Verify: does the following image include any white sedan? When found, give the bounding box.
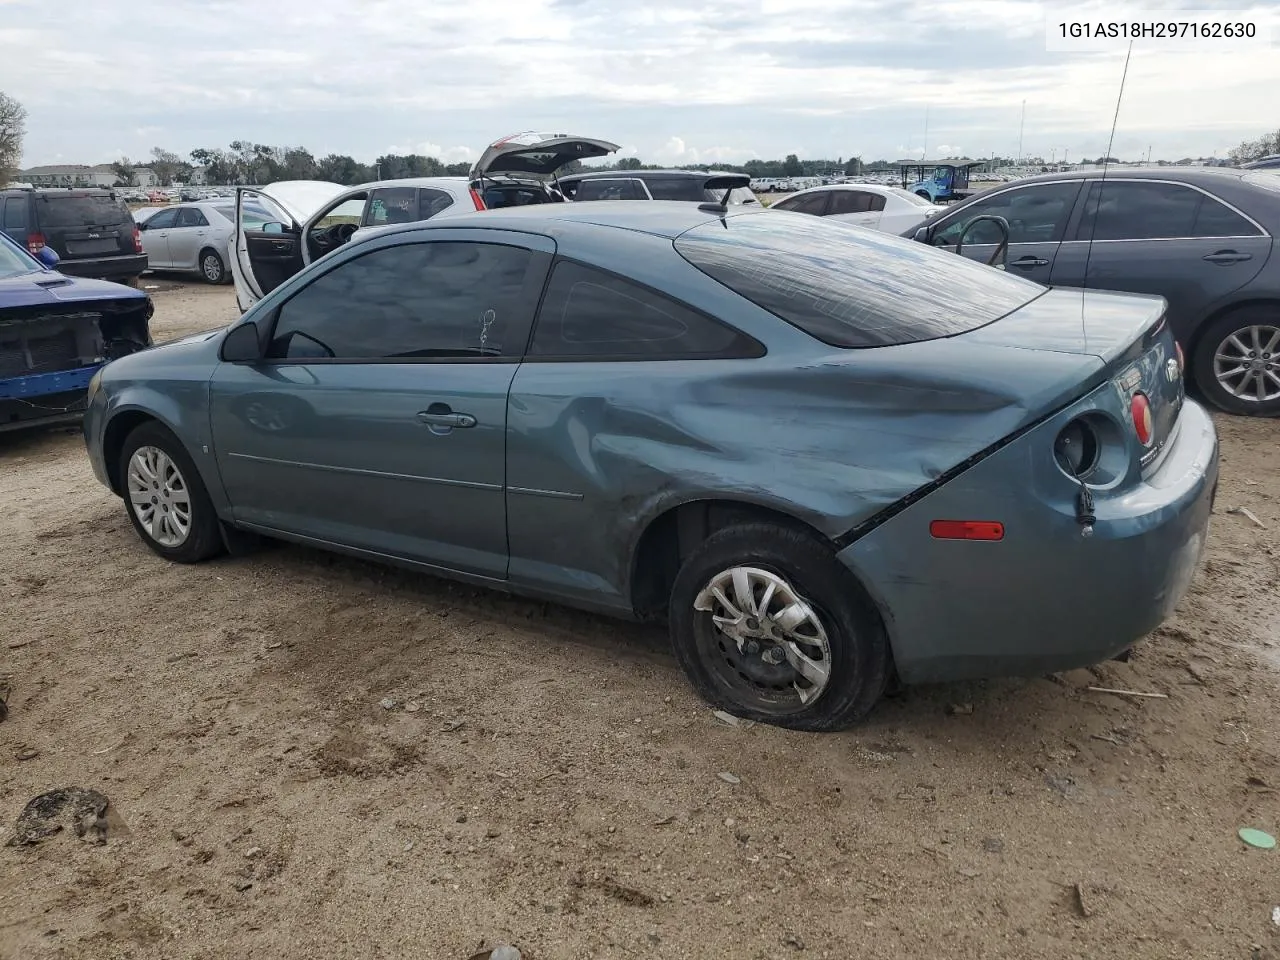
[769,184,946,234]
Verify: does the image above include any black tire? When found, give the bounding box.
[668,522,891,731]
[1191,305,1280,417]
[118,421,224,563]
[199,248,227,284]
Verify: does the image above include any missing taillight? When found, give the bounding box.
[1053,418,1100,480]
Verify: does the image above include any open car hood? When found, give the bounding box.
[469,132,620,179]
[249,180,347,226]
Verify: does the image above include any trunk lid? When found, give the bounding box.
[965,286,1182,467]
[469,132,620,180]
[35,192,136,260]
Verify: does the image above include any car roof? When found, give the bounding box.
[372,199,751,240]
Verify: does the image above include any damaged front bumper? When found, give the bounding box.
[0,299,152,432]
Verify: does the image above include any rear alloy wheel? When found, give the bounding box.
[668,522,891,731]
[120,422,224,563]
[1193,307,1280,416]
[200,249,227,284]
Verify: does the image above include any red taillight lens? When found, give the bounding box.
[27,233,45,254]
[469,187,486,211]
[929,520,1004,541]
[1131,392,1153,446]
[133,225,143,253]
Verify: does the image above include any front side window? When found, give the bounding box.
[419,188,455,220]
[828,191,884,215]
[266,242,535,361]
[146,208,180,230]
[527,260,760,360]
[933,182,1082,246]
[313,196,367,230]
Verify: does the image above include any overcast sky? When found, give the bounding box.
[3,0,1277,168]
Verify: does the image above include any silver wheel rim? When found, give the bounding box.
[1214,324,1280,403]
[127,445,192,547]
[693,566,832,706]
[202,254,221,282]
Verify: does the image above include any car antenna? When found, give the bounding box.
[1081,38,1135,360]
[1073,38,1134,539]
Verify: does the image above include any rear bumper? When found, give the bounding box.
[838,398,1219,684]
[54,254,148,281]
[0,367,98,431]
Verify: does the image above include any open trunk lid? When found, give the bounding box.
[35,193,137,261]
[469,132,620,179]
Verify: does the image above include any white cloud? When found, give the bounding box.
[2,0,1277,166]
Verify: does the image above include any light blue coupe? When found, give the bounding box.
[83,202,1218,730]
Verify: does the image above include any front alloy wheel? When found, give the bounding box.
[127,446,191,546]
[118,421,224,563]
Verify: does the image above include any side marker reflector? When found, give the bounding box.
[930,520,1004,541]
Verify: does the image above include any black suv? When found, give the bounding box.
[556,170,759,205]
[0,188,147,285]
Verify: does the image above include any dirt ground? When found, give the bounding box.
[2,278,1279,960]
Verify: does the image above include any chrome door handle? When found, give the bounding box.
[1010,257,1049,268]
[417,411,476,429]
[1202,251,1251,264]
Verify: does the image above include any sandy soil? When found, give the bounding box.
[2,280,1279,960]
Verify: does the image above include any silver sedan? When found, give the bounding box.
[135,201,234,284]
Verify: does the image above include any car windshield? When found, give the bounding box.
[0,235,39,279]
[675,213,1044,348]
[891,188,935,207]
[36,194,132,227]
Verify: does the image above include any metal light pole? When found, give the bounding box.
[1017,100,1026,165]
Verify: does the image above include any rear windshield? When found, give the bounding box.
[36,194,132,228]
[674,213,1044,348]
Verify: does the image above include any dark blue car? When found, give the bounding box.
[0,232,152,433]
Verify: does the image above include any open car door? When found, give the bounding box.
[230,180,346,312]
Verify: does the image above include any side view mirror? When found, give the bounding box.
[261,221,286,235]
[221,320,263,363]
[136,220,148,231]
[912,225,930,243]
[35,245,60,268]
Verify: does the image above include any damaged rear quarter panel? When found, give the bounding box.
[504,229,1108,611]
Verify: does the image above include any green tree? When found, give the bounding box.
[617,156,643,170]
[782,153,802,177]
[149,147,189,185]
[0,91,26,185]
[111,158,138,186]
[1228,128,1280,163]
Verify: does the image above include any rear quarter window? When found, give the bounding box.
[674,213,1044,348]
[36,194,132,228]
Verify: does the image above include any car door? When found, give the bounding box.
[1,197,28,246]
[233,189,303,308]
[1048,179,1272,342]
[208,229,553,579]
[825,190,883,228]
[771,192,832,216]
[167,206,211,270]
[923,180,1084,283]
[138,207,180,268]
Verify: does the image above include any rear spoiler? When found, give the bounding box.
[699,173,752,212]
